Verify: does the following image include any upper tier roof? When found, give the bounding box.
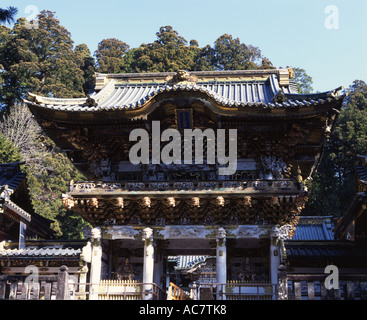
[24,69,344,114]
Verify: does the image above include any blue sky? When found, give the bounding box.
[4,0,367,92]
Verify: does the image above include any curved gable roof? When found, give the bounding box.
[24,69,345,116]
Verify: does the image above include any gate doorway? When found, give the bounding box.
[167,255,216,300]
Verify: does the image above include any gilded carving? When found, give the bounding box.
[67,193,307,227]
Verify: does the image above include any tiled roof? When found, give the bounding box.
[356,165,367,184]
[286,245,350,258]
[0,242,86,258]
[0,163,55,237]
[3,199,31,221]
[0,163,26,197]
[0,163,33,222]
[175,255,211,270]
[286,243,367,262]
[291,216,335,241]
[0,246,81,257]
[24,70,344,113]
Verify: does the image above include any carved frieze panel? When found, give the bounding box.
[104,226,140,240]
[67,193,306,228]
[158,226,211,239]
[232,225,269,239]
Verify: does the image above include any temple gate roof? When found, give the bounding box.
[24,69,344,119]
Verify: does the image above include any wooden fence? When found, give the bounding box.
[0,265,70,300]
[0,267,165,300]
[226,281,276,300]
[97,280,165,300]
[278,270,367,300]
[186,282,277,300]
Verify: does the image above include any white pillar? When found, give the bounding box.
[89,227,102,300]
[216,227,227,300]
[270,225,290,300]
[270,237,281,287]
[142,227,154,300]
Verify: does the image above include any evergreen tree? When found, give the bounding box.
[75,43,96,94]
[212,34,261,70]
[0,10,93,239]
[0,10,85,107]
[127,26,198,73]
[303,80,367,217]
[0,6,17,25]
[109,26,273,73]
[293,67,314,94]
[94,38,129,73]
[0,134,22,163]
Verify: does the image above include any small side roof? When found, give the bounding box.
[0,162,55,238]
[0,240,87,259]
[291,216,335,241]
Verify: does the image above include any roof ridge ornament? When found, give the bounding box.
[83,95,98,107]
[27,92,42,104]
[327,85,344,97]
[288,67,295,79]
[273,90,287,103]
[166,70,198,85]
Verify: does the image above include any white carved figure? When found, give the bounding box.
[217,227,226,239]
[167,197,175,207]
[142,227,153,241]
[271,224,292,241]
[91,227,101,240]
[260,156,289,179]
[216,196,225,206]
[192,197,200,207]
[90,198,98,208]
[244,196,252,207]
[116,197,124,208]
[142,197,151,207]
[62,195,75,209]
